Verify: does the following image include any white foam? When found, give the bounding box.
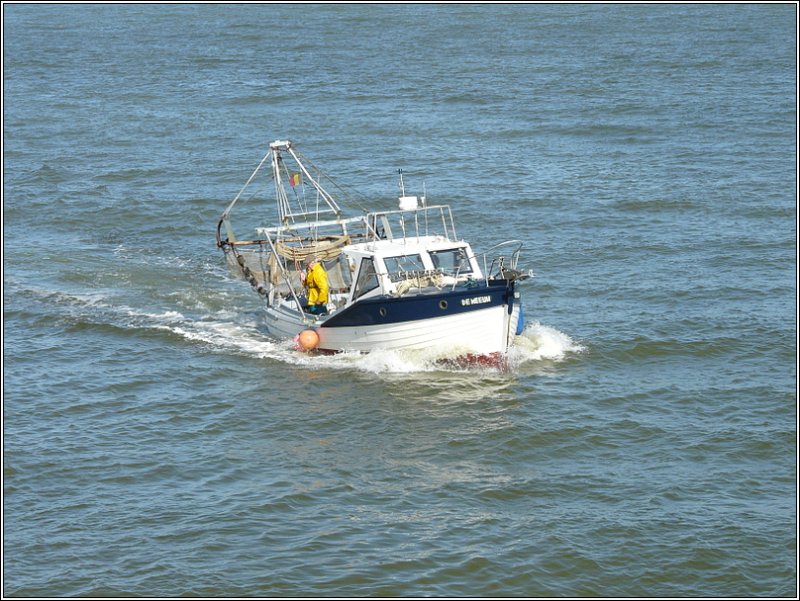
[308,345,469,374]
[262,324,582,374]
[508,320,585,365]
[130,304,584,375]
[152,317,283,360]
[126,308,185,322]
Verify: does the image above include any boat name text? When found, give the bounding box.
[461,295,491,306]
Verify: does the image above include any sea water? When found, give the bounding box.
[3,4,796,596]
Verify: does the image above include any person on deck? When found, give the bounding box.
[303,256,329,315]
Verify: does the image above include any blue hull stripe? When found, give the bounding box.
[322,281,515,328]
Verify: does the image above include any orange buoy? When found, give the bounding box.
[297,329,320,351]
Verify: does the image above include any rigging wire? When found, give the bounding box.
[294,150,373,215]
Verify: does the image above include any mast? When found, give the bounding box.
[269,140,342,225]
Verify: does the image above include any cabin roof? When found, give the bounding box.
[343,236,469,259]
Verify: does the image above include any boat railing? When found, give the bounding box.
[473,240,525,283]
[364,205,457,243]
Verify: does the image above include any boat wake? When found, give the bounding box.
[6,278,583,376]
[158,310,584,375]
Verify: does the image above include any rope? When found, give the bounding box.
[274,235,351,262]
[395,272,445,296]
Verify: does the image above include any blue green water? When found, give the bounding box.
[3,4,797,597]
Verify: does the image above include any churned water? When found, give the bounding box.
[3,4,797,597]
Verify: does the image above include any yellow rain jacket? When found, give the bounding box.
[305,262,329,305]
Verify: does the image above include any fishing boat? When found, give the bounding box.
[216,140,531,363]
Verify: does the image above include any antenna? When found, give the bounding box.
[398,168,406,197]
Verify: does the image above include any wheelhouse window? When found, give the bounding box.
[353,257,380,298]
[429,248,473,275]
[383,254,425,282]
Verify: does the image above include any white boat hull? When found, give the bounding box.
[320,305,513,354]
[264,292,522,356]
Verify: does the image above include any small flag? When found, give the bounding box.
[290,173,301,187]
